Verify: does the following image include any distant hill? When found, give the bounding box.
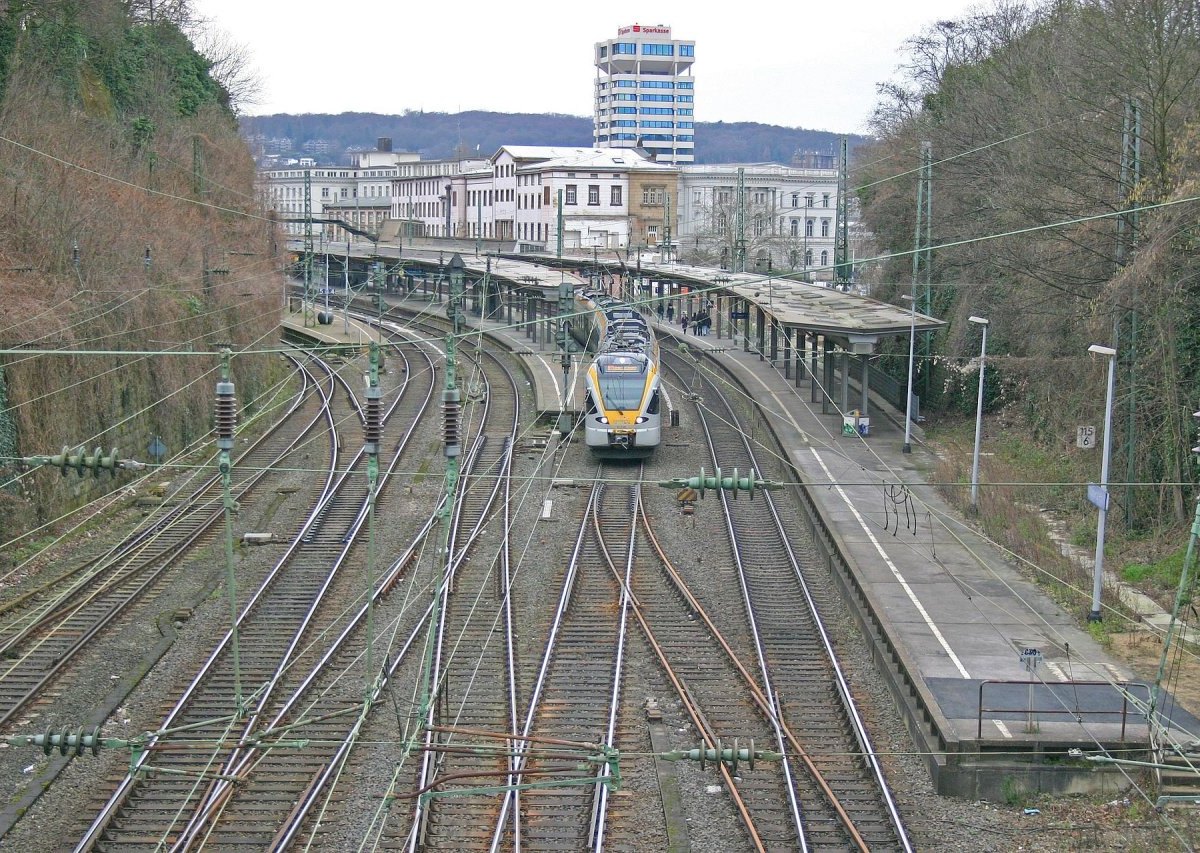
[239,111,867,166]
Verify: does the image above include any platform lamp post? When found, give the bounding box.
[1088,343,1118,622]
[968,316,989,513]
[901,293,917,453]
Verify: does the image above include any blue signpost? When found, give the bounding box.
[147,436,167,466]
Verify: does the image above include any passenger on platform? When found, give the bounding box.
[702,315,712,335]
[656,302,664,319]
[666,305,675,322]
[681,315,689,334]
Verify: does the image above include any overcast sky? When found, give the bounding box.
[190,1,984,135]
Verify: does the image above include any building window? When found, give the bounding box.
[693,190,702,204]
[717,214,727,231]
[790,219,799,237]
[613,42,637,54]
[791,193,799,207]
[642,186,665,205]
[615,79,637,88]
[754,215,764,237]
[677,80,694,89]
[600,46,608,58]
[611,185,622,205]
[822,193,831,207]
[805,219,814,237]
[647,224,660,243]
[821,250,829,266]
[805,249,813,266]
[789,250,798,267]
[821,219,830,237]
[588,185,600,205]
[321,188,329,197]
[680,45,694,56]
[640,93,674,102]
[565,185,577,205]
[805,193,814,207]
[642,43,674,56]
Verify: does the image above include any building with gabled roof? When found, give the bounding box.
[394,145,677,252]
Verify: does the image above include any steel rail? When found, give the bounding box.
[488,475,600,852]
[0,362,316,628]
[73,352,351,851]
[587,477,639,853]
[0,355,321,651]
[757,482,914,853]
[165,338,437,850]
[401,344,522,851]
[592,501,769,852]
[690,349,909,851]
[215,336,518,851]
[0,359,329,732]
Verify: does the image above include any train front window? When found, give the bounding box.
[597,357,647,410]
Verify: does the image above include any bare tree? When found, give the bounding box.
[190,26,263,113]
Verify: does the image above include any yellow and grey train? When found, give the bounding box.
[572,290,662,457]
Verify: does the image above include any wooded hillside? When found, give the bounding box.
[0,0,282,538]
[858,0,1200,531]
[240,111,861,165]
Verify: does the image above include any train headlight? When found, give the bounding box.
[598,416,609,424]
[635,416,649,424]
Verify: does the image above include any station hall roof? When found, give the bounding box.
[546,257,944,342]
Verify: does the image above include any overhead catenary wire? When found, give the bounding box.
[4,100,1195,835]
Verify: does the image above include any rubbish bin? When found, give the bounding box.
[857,416,870,437]
[841,410,860,436]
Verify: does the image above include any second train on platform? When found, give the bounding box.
[571,290,662,458]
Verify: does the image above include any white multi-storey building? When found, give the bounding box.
[594,24,695,165]
[393,146,677,251]
[677,163,840,277]
[259,139,418,237]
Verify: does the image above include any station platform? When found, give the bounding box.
[309,290,1194,797]
[281,305,376,351]
[456,304,586,419]
[648,320,1199,799]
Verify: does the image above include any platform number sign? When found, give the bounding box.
[1076,425,1096,449]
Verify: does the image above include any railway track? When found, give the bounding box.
[73,338,435,851]
[259,328,526,850]
[479,467,641,853]
[0,356,333,731]
[665,347,911,851]
[66,316,531,852]
[400,342,522,851]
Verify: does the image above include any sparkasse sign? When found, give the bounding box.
[618,24,672,36]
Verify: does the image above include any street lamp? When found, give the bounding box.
[1087,343,1118,622]
[968,316,989,513]
[901,293,916,453]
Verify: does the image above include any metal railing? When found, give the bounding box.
[977,680,1151,741]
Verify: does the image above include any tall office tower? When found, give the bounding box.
[594,24,695,164]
